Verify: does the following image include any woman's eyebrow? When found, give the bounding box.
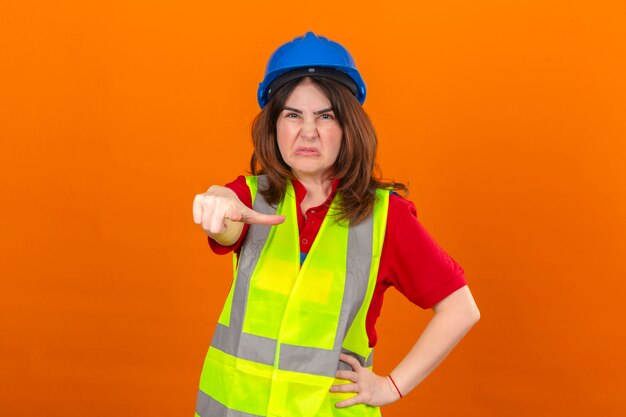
[283,106,334,115]
[314,107,334,115]
[283,106,302,114]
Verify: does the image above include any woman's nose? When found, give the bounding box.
[300,119,319,139]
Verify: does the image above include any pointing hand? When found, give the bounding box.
[193,186,285,240]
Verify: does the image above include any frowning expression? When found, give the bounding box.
[276,78,343,181]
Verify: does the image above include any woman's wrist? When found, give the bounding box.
[207,218,244,245]
[387,374,403,400]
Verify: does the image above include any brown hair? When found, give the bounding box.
[250,76,407,224]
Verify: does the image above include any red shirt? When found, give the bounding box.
[209,176,467,347]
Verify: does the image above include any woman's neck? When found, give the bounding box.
[294,174,334,213]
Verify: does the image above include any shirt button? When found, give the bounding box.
[301,238,308,245]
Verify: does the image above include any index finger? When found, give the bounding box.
[240,207,286,225]
[338,353,362,370]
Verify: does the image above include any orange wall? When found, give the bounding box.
[1,1,625,416]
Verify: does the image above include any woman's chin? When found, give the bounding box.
[290,166,333,180]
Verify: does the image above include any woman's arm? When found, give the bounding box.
[331,285,480,407]
[388,285,480,397]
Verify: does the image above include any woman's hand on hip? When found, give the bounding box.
[192,185,285,245]
[330,353,401,408]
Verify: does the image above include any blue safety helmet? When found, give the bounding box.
[257,32,366,108]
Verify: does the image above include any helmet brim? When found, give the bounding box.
[265,67,358,104]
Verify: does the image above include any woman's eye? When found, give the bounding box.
[286,113,299,118]
[320,114,335,120]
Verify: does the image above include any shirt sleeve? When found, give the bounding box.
[206,175,252,255]
[384,193,468,309]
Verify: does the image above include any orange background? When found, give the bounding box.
[1,1,625,416]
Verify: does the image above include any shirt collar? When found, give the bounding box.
[290,177,341,207]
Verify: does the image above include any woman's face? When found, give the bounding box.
[276,78,343,182]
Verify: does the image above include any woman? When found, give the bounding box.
[192,32,480,417]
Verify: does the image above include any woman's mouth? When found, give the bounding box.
[295,147,321,156]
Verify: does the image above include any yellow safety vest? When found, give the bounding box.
[196,175,390,417]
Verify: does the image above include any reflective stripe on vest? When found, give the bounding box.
[196,176,389,417]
